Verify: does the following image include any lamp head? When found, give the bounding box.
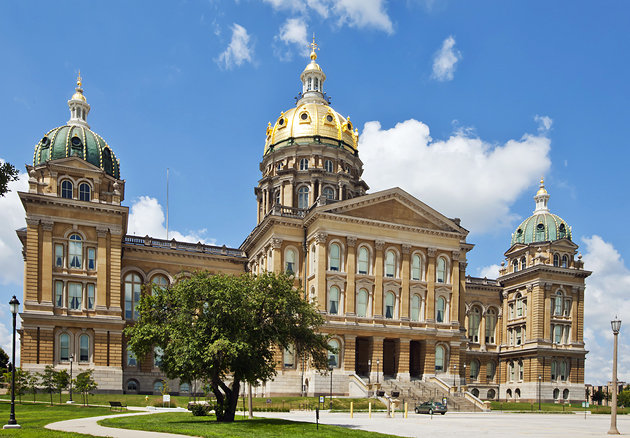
[9,295,20,315]
[611,316,622,334]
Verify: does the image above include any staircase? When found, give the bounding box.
[378,378,484,412]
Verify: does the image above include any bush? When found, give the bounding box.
[151,398,178,408]
[191,404,210,416]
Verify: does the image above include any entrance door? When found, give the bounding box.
[382,339,396,377]
[410,341,422,378]
[355,338,370,376]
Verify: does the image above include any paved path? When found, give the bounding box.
[45,409,199,438]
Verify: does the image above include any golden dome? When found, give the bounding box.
[264,102,358,155]
[536,177,548,196]
[302,61,322,73]
[71,71,86,102]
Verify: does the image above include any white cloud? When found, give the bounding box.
[0,166,28,285]
[478,264,501,279]
[217,23,253,70]
[274,17,310,61]
[127,196,215,245]
[432,36,461,81]
[359,118,551,234]
[581,235,630,384]
[535,114,553,133]
[0,303,19,366]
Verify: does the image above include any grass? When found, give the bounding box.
[100,411,399,437]
[489,401,630,414]
[0,401,116,437]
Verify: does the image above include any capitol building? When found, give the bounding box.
[16,42,590,405]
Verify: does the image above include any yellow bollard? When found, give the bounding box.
[404,402,408,419]
[392,402,395,418]
[350,401,353,418]
[369,402,372,418]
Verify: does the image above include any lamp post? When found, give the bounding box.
[453,364,457,388]
[329,357,335,410]
[608,316,621,435]
[3,295,21,430]
[68,354,74,403]
[538,375,542,411]
[463,363,467,386]
[376,359,380,384]
[368,359,371,385]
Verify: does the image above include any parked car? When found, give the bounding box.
[414,401,447,415]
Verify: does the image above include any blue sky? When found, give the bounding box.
[0,1,628,384]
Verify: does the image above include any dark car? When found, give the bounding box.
[414,401,447,415]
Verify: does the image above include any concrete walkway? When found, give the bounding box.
[45,409,200,438]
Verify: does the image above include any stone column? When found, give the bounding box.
[397,338,411,381]
[338,182,344,201]
[40,221,54,306]
[346,237,357,315]
[24,218,40,303]
[422,339,436,377]
[526,284,533,341]
[577,287,584,342]
[501,290,509,345]
[459,261,467,325]
[271,238,283,273]
[96,227,109,311]
[373,241,384,318]
[450,251,460,322]
[109,230,122,313]
[400,245,411,320]
[343,335,357,373]
[449,342,460,383]
[426,248,436,321]
[543,283,552,340]
[315,232,328,312]
[480,309,487,350]
[571,286,579,343]
[371,336,384,383]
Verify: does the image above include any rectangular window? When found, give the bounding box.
[68,283,82,310]
[563,326,570,344]
[509,303,514,319]
[55,281,63,307]
[516,327,522,345]
[87,284,95,309]
[55,244,64,267]
[87,248,96,270]
[563,300,571,317]
[127,348,137,367]
[554,325,562,344]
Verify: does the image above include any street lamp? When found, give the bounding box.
[68,354,74,403]
[538,375,542,411]
[608,316,621,435]
[328,357,336,410]
[3,295,21,430]
[376,359,380,384]
[463,363,467,386]
[367,359,371,385]
[453,364,457,388]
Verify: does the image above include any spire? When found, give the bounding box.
[67,71,91,128]
[533,177,550,214]
[309,34,318,60]
[297,35,327,106]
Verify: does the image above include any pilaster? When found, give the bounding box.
[345,237,356,315]
[450,251,460,322]
[40,221,54,306]
[426,248,436,321]
[400,245,410,320]
[96,227,108,310]
[25,218,40,303]
[271,238,283,273]
[315,232,328,311]
[373,240,384,318]
[343,335,356,372]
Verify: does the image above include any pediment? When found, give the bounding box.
[43,157,103,173]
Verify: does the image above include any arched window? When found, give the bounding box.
[124,273,142,320]
[411,295,421,321]
[437,257,447,283]
[515,388,521,399]
[411,254,422,281]
[553,388,560,400]
[486,361,496,382]
[385,292,395,319]
[535,222,545,241]
[435,345,445,372]
[314,78,319,90]
[518,360,524,380]
[127,380,138,392]
[559,223,567,239]
[126,348,137,367]
[436,296,446,323]
[520,256,526,270]
[487,388,496,399]
[553,253,560,267]
[285,248,296,274]
[357,289,368,317]
[506,389,512,399]
[322,187,335,200]
[68,282,82,310]
[283,344,295,368]
[554,291,563,316]
[358,247,369,274]
[509,361,515,381]
[471,388,480,398]
[485,308,497,344]
[328,339,339,368]
[512,259,519,272]
[563,389,569,400]
[516,294,523,317]
[61,180,73,199]
[299,158,309,171]
[329,243,341,271]
[468,307,481,342]
[79,183,91,201]
[274,190,281,205]
[60,333,70,361]
[328,286,339,315]
[79,334,90,362]
[154,346,163,368]
[385,250,396,278]
[180,382,191,394]
[298,186,309,209]
[69,234,83,269]
[151,275,169,294]
[153,381,164,393]
[551,360,557,380]
[324,160,333,173]
[561,255,569,268]
[470,359,480,381]
[560,360,568,381]
[307,77,312,91]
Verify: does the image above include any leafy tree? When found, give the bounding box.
[2,368,27,403]
[126,272,331,422]
[54,369,71,404]
[592,389,605,404]
[618,389,630,408]
[74,370,97,406]
[24,370,39,402]
[0,347,8,373]
[0,161,19,197]
[38,365,57,405]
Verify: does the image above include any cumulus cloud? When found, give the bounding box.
[217,23,253,70]
[535,114,553,133]
[0,165,28,285]
[127,196,215,245]
[581,235,630,384]
[478,264,501,279]
[0,303,18,366]
[359,118,551,234]
[432,36,461,81]
[274,17,310,61]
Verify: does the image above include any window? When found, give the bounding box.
[314,78,319,90]
[55,244,64,267]
[153,381,164,393]
[485,309,497,344]
[357,289,368,317]
[470,360,479,381]
[358,247,369,274]
[516,327,522,345]
[563,389,569,400]
[516,295,523,317]
[469,307,481,342]
[86,284,95,309]
[283,345,295,368]
[554,292,563,315]
[154,346,163,368]
[322,187,335,200]
[518,360,524,380]
[411,295,421,321]
[328,286,339,315]
[553,254,559,267]
[513,259,519,272]
[274,190,281,205]
[310,245,316,274]
[180,383,190,394]
[307,77,312,91]
[328,339,339,368]
[536,222,545,241]
[79,183,91,201]
[55,281,63,307]
[127,348,137,367]
[553,388,560,400]
[563,326,570,344]
[411,254,421,280]
[436,296,446,323]
[486,361,496,382]
[79,334,89,362]
[385,250,396,278]
[520,257,526,270]
[509,303,514,319]
[285,249,296,274]
[124,273,142,320]
[385,292,395,319]
[435,345,445,372]
[61,180,73,199]
[551,360,557,380]
[60,333,70,361]
[561,255,569,268]
[559,224,567,239]
[299,158,309,171]
[69,234,83,268]
[437,257,447,283]
[560,360,567,381]
[563,299,571,317]
[298,186,309,209]
[324,160,333,172]
[487,388,496,399]
[509,361,515,381]
[151,275,169,294]
[87,248,96,270]
[68,282,82,310]
[276,161,283,171]
[127,380,138,391]
[554,325,562,344]
[329,243,340,271]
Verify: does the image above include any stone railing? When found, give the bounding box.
[123,235,246,258]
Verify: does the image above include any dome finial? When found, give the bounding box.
[534,176,550,213]
[68,72,91,128]
[309,33,318,60]
[537,176,548,196]
[76,70,82,88]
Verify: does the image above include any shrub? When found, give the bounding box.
[191,404,210,416]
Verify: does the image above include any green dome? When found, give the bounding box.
[33,125,120,179]
[511,212,572,246]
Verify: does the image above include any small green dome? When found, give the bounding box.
[33,125,120,179]
[511,212,572,246]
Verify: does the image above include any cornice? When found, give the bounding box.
[19,191,128,215]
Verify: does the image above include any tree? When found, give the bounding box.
[618,388,630,408]
[74,370,97,406]
[54,369,71,404]
[38,365,57,405]
[126,272,331,422]
[0,161,19,197]
[592,389,605,405]
[24,371,39,403]
[0,347,8,373]
[2,368,27,403]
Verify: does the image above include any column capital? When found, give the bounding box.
[452,251,460,261]
[96,227,109,238]
[427,247,437,257]
[402,244,411,254]
[25,218,40,227]
[41,221,54,231]
[315,232,328,244]
[347,236,357,247]
[270,237,283,249]
[375,240,385,251]
[459,261,468,270]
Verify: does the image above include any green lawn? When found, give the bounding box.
[0,401,116,437]
[100,411,398,437]
[489,401,630,414]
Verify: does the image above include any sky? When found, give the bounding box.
[0,0,628,385]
